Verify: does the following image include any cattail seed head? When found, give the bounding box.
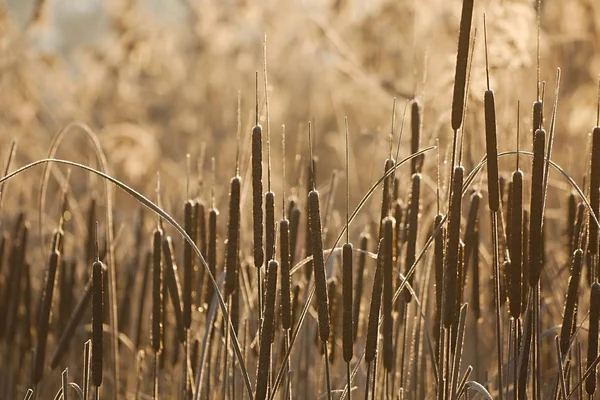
[183,200,194,329]
[288,203,301,269]
[265,191,276,264]
[255,260,278,400]
[443,166,464,328]
[404,173,421,302]
[509,170,523,319]
[586,282,600,395]
[559,249,583,355]
[484,90,500,212]
[529,128,546,287]
[382,216,395,371]
[589,127,600,254]
[92,259,104,388]
[411,100,423,174]
[162,236,186,343]
[353,233,369,341]
[252,125,264,269]
[309,189,330,343]
[533,100,543,132]
[205,208,218,306]
[152,229,163,353]
[451,0,474,131]
[342,242,353,362]
[365,239,384,363]
[225,176,241,297]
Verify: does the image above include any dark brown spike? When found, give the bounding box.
[559,249,583,355]
[353,232,369,342]
[252,124,265,270]
[225,176,241,298]
[135,252,152,350]
[404,173,421,302]
[205,208,218,307]
[472,227,481,320]
[289,203,301,269]
[586,282,600,395]
[533,101,543,133]
[309,189,330,343]
[443,166,464,328]
[305,156,318,281]
[194,200,206,308]
[265,191,276,264]
[32,248,60,385]
[162,236,186,344]
[85,197,97,265]
[509,170,523,319]
[529,129,546,287]
[567,192,577,256]
[92,258,104,388]
[342,242,353,362]
[451,0,475,131]
[433,214,445,335]
[521,210,530,315]
[590,127,600,255]
[411,100,423,174]
[255,260,278,400]
[365,239,384,363]
[379,159,395,238]
[462,191,481,280]
[183,200,194,329]
[484,88,500,212]
[382,216,395,371]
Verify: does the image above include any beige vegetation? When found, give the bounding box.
[0,0,600,399]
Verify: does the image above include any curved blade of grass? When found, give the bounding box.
[0,157,254,400]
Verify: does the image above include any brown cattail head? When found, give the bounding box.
[225,176,241,298]
[472,227,481,320]
[433,214,445,324]
[305,156,318,281]
[559,249,583,355]
[529,128,546,287]
[382,216,395,371]
[379,159,395,237]
[85,197,97,265]
[567,192,576,255]
[404,173,421,302]
[152,228,163,353]
[521,210,530,315]
[183,200,194,329]
[443,166,464,328]
[353,232,369,341]
[484,89,500,212]
[509,170,523,319]
[255,260,278,400]
[365,239,384,363]
[451,0,474,131]
[586,282,600,395]
[411,100,423,174]
[462,191,481,280]
[32,248,60,385]
[92,259,104,388]
[308,189,330,343]
[205,208,219,307]
[288,203,301,269]
[342,242,353,362]
[280,218,292,330]
[162,236,186,344]
[252,125,264,269]
[194,200,207,308]
[265,191,276,264]
[590,127,600,255]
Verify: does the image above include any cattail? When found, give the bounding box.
[404,173,421,302]
[32,246,60,384]
[288,203,301,269]
[567,192,576,255]
[443,166,464,328]
[51,275,94,368]
[471,227,481,320]
[382,216,395,371]
[183,200,194,329]
[463,191,481,279]
[353,233,369,341]
[559,249,583,355]
[379,159,395,238]
[509,170,523,319]
[85,197,97,266]
[365,239,384,363]
[92,259,104,388]
[590,127,600,255]
[451,0,474,131]
[255,260,278,400]
[194,200,207,308]
[521,210,530,315]
[162,236,186,343]
[231,274,240,335]
[484,89,500,212]
[394,200,404,268]
[305,156,318,281]
[265,192,276,265]
[586,282,600,395]
[225,176,241,298]
[529,129,546,287]
[152,229,163,354]
[342,241,353,363]
[134,252,152,350]
[252,125,264,270]
[411,100,423,174]
[309,189,330,343]
[5,222,28,343]
[291,283,301,328]
[457,241,466,309]
[280,218,292,330]
[328,278,338,363]
[205,208,218,306]
[518,309,533,399]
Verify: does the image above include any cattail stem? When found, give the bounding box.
[491,211,504,400]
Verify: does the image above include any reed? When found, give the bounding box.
[586,282,600,395]
[443,166,463,328]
